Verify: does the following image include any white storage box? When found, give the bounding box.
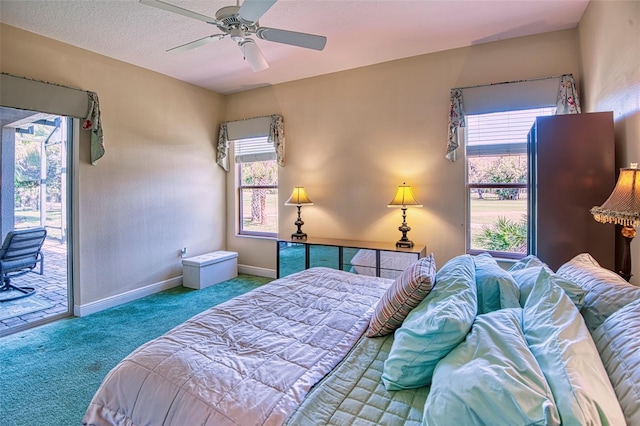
[182,251,238,289]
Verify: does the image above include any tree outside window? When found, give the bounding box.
[238,160,278,236]
[466,107,555,257]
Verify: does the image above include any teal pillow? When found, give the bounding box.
[382,254,476,390]
[473,252,520,314]
[523,269,625,425]
[511,266,586,309]
[423,308,560,426]
[508,254,546,272]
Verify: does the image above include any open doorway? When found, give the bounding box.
[0,107,73,336]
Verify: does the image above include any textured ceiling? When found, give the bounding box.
[0,0,589,94]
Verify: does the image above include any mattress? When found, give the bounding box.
[82,267,392,426]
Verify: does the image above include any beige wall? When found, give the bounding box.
[225,29,581,272]
[578,0,640,284]
[1,24,227,307]
[7,4,634,306]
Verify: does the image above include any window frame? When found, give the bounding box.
[234,137,278,239]
[464,107,555,259]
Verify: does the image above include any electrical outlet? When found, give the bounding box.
[180,247,187,258]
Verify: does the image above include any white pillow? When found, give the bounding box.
[556,253,640,331]
[592,299,640,426]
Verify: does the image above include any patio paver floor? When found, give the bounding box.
[0,238,69,334]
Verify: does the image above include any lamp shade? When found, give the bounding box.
[388,183,422,207]
[285,186,314,206]
[591,165,640,228]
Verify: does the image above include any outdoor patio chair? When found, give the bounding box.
[0,227,47,302]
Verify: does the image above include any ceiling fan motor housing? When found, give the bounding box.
[215,5,258,41]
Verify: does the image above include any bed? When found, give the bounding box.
[83,253,640,426]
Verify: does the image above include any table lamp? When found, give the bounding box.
[285,186,313,240]
[388,182,422,248]
[591,163,640,281]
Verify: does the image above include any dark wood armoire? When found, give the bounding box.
[528,112,615,271]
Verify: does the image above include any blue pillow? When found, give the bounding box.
[423,308,560,426]
[473,252,520,314]
[508,254,547,272]
[523,269,625,425]
[511,266,586,309]
[382,254,476,390]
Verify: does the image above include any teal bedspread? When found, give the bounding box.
[285,333,429,425]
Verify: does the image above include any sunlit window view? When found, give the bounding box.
[235,137,278,237]
[14,116,67,242]
[466,107,555,256]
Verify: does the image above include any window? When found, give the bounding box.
[466,107,555,258]
[235,136,278,237]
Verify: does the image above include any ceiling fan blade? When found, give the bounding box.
[238,0,277,24]
[239,40,269,72]
[139,0,218,25]
[256,27,327,51]
[167,34,226,52]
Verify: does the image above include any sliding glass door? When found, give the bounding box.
[0,107,73,336]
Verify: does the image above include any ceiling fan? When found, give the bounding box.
[140,0,327,72]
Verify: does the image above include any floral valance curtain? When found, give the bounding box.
[0,72,105,164]
[216,122,230,171]
[216,114,285,171]
[83,91,105,164]
[446,89,465,161]
[555,74,581,115]
[445,73,581,161]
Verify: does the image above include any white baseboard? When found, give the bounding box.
[74,266,274,317]
[238,264,276,279]
[73,276,183,317]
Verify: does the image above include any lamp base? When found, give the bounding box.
[618,226,635,281]
[395,239,414,248]
[395,207,414,248]
[291,205,308,240]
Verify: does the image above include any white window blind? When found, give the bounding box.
[234,136,275,163]
[466,107,555,156]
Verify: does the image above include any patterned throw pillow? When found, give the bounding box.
[366,253,436,337]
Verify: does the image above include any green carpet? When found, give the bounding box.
[0,274,271,426]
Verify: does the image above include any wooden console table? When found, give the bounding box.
[276,236,426,278]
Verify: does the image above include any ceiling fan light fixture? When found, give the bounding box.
[239,39,269,72]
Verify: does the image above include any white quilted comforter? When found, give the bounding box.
[83,268,392,426]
